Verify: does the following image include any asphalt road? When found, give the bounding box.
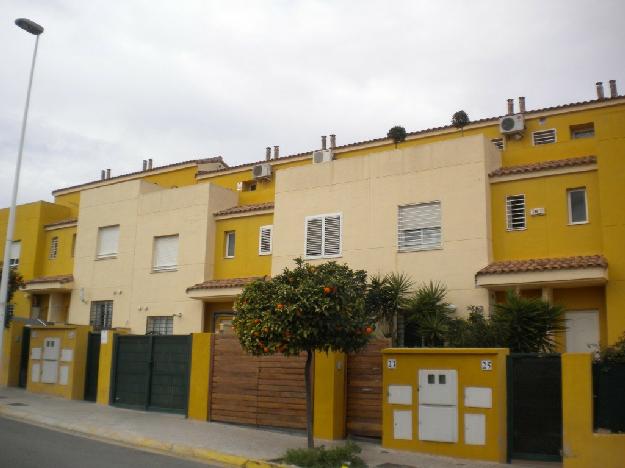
[0,416,218,468]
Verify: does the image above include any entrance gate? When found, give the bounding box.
[507,354,562,462]
[111,335,191,414]
[84,332,101,401]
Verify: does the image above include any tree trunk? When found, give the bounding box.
[304,349,314,448]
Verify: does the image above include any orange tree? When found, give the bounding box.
[233,258,377,448]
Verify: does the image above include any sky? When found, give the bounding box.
[1,0,624,206]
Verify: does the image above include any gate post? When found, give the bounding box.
[1,322,24,386]
[313,351,346,440]
[188,333,213,421]
[96,329,127,405]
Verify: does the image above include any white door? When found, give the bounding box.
[565,311,599,353]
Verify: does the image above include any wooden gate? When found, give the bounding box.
[346,338,391,438]
[210,330,307,430]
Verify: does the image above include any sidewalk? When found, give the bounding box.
[0,388,546,468]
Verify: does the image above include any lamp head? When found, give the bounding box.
[15,18,44,36]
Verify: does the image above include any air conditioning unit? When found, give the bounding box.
[499,114,525,135]
[530,207,546,216]
[312,150,334,164]
[252,163,271,180]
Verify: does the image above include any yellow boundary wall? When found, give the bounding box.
[562,353,625,468]
[1,322,25,387]
[188,333,213,420]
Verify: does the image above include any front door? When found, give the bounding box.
[18,327,31,388]
[84,332,101,401]
[565,310,599,353]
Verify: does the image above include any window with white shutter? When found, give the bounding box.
[225,231,236,258]
[9,241,21,267]
[398,202,442,252]
[506,195,526,230]
[305,213,342,258]
[259,225,273,255]
[532,129,557,145]
[153,235,179,271]
[96,225,119,258]
[49,237,58,259]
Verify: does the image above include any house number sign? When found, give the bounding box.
[481,360,493,371]
[386,359,397,369]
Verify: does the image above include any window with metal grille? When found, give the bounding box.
[506,195,526,230]
[532,129,557,145]
[305,213,342,258]
[491,138,504,150]
[9,241,20,267]
[146,316,173,335]
[90,301,113,331]
[153,235,179,271]
[259,225,273,255]
[225,231,235,258]
[570,123,595,139]
[568,188,588,224]
[97,225,119,258]
[398,202,442,251]
[49,237,58,259]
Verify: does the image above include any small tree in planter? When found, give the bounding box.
[233,258,376,448]
[387,125,407,148]
[451,110,470,135]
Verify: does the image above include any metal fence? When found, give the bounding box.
[593,362,625,433]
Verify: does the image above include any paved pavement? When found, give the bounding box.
[0,416,216,468]
[0,387,555,468]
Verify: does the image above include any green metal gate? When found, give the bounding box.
[507,354,562,462]
[111,335,191,414]
[84,332,101,401]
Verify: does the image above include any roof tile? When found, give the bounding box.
[489,156,596,177]
[25,274,74,285]
[44,218,78,228]
[214,202,274,217]
[477,255,607,275]
[187,276,268,291]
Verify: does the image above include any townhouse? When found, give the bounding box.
[2,80,624,353]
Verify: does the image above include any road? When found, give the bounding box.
[0,416,219,468]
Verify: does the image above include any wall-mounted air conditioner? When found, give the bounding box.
[312,150,334,164]
[499,114,525,135]
[252,163,272,180]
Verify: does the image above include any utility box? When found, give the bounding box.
[418,369,458,443]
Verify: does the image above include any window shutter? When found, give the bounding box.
[305,217,323,257]
[259,226,273,255]
[491,138,504,150]
[323,215,341,256]
[97,225,120,257]
[506,195,526,230]
[532,129,556,145]
[153,235,179,270]
[49,237,58,259]
[9,241,21,265]
[398,202,441,251]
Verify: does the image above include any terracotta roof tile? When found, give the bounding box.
[44,218,78,228]
[187,276,268,291]
[214,202,274,217]
[25,274,74,285]
[489,156,597,177]
[477,255,607,275]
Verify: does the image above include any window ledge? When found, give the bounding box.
[505,228,527,232]
[304,254,343,260]
[95,255,118,261]
[224,256,235,259]
[568,221,589,226]
[152,267,178,273]
[398,246,443,253]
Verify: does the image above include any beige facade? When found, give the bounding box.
[69,180,237,334]
[272,135,501,315]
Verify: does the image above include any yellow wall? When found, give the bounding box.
[96,329,128,404]
[40,226,76,277]
[382,348,508,463]
[1,322,25,386]
[187,332,213,421]
[562,353,625,468]
[313,351,346,440]
[213,214,273,279]
[27,325,89,399]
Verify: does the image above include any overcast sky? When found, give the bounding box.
[1,0,623,206]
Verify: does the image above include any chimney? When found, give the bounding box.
[330,134,336,149]
[148,158,153,170]
[100,170,106,180]
[596,82,605,100]
[273,145,279,159]
[609,79,618,98]
[142,160,147,171]
[265,147,271,161]
[518,96,526,113]
[321,135,327,150]
[106,169,111,179]
[507,99,514,115]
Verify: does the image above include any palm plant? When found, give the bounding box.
[405,281,453,347]
[366,273,412,345]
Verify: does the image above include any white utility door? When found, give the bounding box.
[565,310,599,353]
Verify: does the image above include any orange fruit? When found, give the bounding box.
[323,287,332,295]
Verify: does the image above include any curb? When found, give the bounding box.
[0,405,287,468]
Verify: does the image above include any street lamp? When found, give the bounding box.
[0,19,44,377]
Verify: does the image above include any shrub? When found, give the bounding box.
[284,442,366,468]
[598,333,625,365]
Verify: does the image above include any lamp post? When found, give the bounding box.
[0,19,44,379]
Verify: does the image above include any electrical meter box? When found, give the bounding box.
[418,369,457,405]
[418,369,459,443]
[42,337,61,361]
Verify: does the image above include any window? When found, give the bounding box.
[49,237,58,259]
[71,234,77,258]
[153,235,179,272]
[225,231,235,258]
[8,241,20,267]
[568,188,588,224]
[146,316,173,335]
[259,225,273,255]
[90,301,113,331]
[96,225,119,258]
[398,202,442,252]
[236,180,257,192]
[532,129,557,145]
[491,138,504,150]
[506,195,526,230]
[570,123,595,139]
[305,213,342,258]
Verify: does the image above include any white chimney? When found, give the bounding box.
[507,98,514,115]
[100,170,106,180]
[321,136,327,150]
[609,80,618,98]
[148,158,153,170]
[273,145,279,159]
[330,134,336,149]
[518,96,526,113]
[142,160,147,171]
[106,169,111,179]
[596,82,605,100]
[265,147,271,161]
